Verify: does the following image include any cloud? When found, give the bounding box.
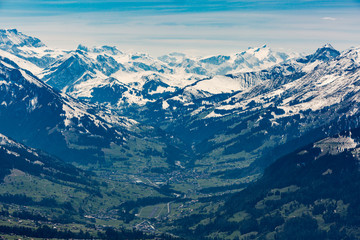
[322,17,337,21]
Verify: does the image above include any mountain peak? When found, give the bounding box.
[76,44,122,55]
[77,44,89,52]
[5,29,18,34]
[321,43,335,50]
[0,29,46,48]
[95,45,122,55]
[169,52,186,57]
[307,44,340,62]
[341,46,360,62]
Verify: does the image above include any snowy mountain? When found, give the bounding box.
[205,44,355,121]
[117,43,360,182]
[2,28,360,184]
[0,29,64,68]
[0,29,44,48]
[0,30,299,108]
[0,29,302,110]
[159,45,299,76]
[156,44,338,113]
[40,45,192,106]
[187,45,360,176]
[0,54,149,164]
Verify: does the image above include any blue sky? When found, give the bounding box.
[1,0,360,56]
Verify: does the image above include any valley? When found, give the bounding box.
[0,29,359,239]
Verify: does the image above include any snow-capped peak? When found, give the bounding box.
[305,43,340,63]
[322,43,335,50]
[0,29,45,48]
[340,46,360,63]
[76,44,123,55]
[77,44,89,52]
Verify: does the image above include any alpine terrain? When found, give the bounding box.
[0,29,359,239]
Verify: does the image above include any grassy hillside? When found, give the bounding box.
[168,129,360,239]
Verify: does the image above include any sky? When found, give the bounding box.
[0,0,360,56]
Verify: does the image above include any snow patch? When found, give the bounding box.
[19,69,43,88]
[162,101,170,109]
[314,136,357,156]
[204,111,223,119]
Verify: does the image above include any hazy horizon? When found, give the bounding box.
[1,0,360,56]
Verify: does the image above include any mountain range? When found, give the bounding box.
[0,29,359,239]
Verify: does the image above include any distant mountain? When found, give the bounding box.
[0,54,164,165]
[158,45,299,76]
[178,128,360,239]
[0,30,297,108]
[0,29,301,110]
[139,44,359,180]
[191,44,353,173]
[40,45,184,106]
[0,29,45,48]
[153,44,340,123]
[0,29,64,68]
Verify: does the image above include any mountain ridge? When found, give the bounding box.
[0,29,302,108]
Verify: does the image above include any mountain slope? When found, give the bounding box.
[182,45,358,175]
[138,44,338,128]
[0,29,64,68]
[0,132,94,186]
[180,128,360,239]
[0,132,175,239]
[0,54,169,167]
[40,45,198,107]
[116,44,360,201]
[0,131,100,227]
